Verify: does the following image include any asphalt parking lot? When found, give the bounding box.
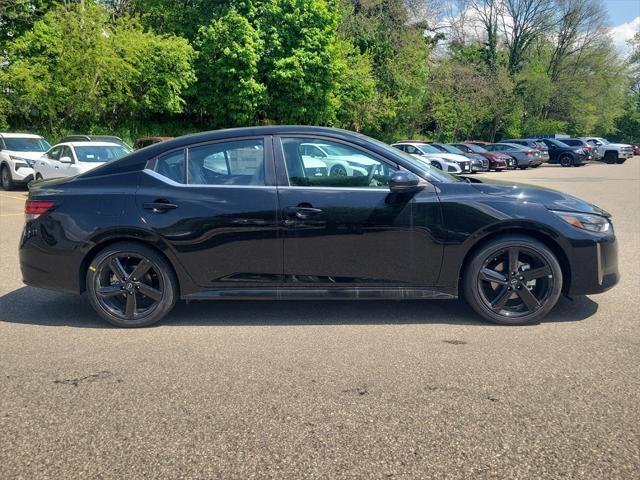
[1,161,639,479]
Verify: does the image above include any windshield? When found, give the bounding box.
[464,144,488,153]
[365,137,463,183]
[441,144,465,154]
[597,138,609,145]
[3,137,50,152]
[75,145,128,163]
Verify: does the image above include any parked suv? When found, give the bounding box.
[502,139,550,163]
[0,133,51,190]
[580,137,633,164]
[538,138,589,167]
[556,138,594,161]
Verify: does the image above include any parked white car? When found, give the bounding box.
[0,133,51,190]
[391,142,468,173]
[300,142,377,176]
[34,142,129,180]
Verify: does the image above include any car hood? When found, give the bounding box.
[607,143,632,148]
[467,178,610,216]
[4,150,47,160]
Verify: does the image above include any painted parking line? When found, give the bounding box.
[0,212,24,217]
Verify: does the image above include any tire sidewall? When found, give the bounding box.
[463,236,563,325]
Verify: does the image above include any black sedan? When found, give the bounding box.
[20,127,618,327]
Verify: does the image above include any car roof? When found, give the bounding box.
[495,142,526,148]
[0,132,45,139]
[53,141,123,148]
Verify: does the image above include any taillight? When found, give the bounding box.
[527,150,534,155]
[25,200,56,221]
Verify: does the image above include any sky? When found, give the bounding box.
[605,0,640,56]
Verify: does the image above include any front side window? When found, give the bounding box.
[46,146,62,160]
[188,139,265,185]
[281,137,397,188]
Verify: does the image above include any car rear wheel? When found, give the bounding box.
[559,154,572,167]
[1,165,15,190]
[616,158,626,164]
[463,235,563,325]
[604,151,617,164]
[86,242,177,327]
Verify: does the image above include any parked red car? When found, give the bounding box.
[133,136,174,150]
[455,142,513,170]
[632,144,640,155]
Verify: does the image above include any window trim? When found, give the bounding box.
[147,135,275,188]
[274,134,400,190]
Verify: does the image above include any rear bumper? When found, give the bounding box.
[568,232,619,295]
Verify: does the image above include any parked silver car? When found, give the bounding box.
[484,143,543,169]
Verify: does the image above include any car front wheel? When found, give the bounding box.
[86,242,177,327]
[463,235,563,325]
[1,165,15,190]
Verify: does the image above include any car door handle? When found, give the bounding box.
[54,165,59,169]
[143,200,178,213]
[284,206,323,219]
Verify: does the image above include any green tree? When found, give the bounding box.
[193,8,265,127]
[1,2,194,136]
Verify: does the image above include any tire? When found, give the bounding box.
[35,173,43,181]
[463,235,563,326]
[616,158,626,164]
[86,242,178,327]
[559,154,572,167]
[330,165,348,176]
[1,165,15,191]
[604,151,617,164]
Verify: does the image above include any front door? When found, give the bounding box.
[136,136,282,288]
[275,136,442,286]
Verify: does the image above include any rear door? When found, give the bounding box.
[274,135,442,286]
[136,136,283,288]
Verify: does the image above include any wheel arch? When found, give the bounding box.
[79,235,183,296]
[458,226,572,295]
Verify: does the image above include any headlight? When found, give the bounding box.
[550,210,610,232]
[9,155,34,168]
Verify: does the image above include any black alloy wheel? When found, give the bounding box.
[464,235,563,325]
[87,242,177,327]
[559,154,572,167]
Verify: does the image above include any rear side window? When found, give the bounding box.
[156,149,186,183]
[188,139,265,185]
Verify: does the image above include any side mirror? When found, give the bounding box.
[59,156,73,164]
[389,171,420,193]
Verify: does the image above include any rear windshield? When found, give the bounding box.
[3,137,50,152]
[75,145,128,163]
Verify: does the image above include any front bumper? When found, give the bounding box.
[13,166,35,183]
[568,232,619,295]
